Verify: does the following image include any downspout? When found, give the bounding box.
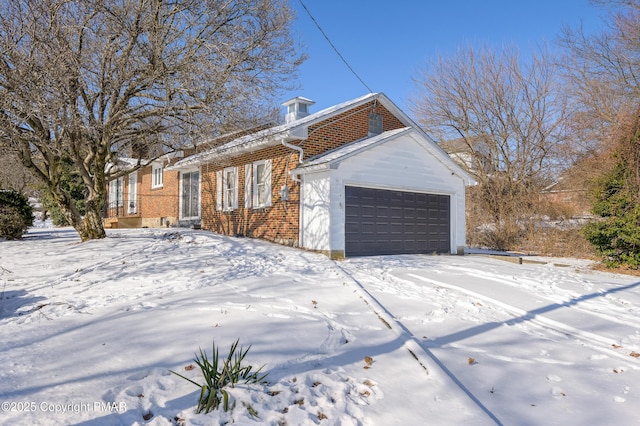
[280,138,304,183]
[281,138,305,248]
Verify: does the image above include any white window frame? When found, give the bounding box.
[252,159,272,208]
[108,177,123,209]
[127,172,137,214]
[179,169,201,220]
[222,166,238,211]
[151,163,163,189]
[244,164,253,208]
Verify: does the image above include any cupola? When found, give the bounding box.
[282,96,315,123]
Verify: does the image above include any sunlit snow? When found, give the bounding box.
[1,224,639,425]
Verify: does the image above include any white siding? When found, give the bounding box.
[299,171,331,251]
[320,133,466,255]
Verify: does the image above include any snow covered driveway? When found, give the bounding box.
[1,227,639,425]
[340,255,640,425]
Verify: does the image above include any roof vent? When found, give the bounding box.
[282,96,315,123]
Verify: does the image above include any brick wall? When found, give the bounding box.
[137,165,180,226]
[201,100,405,246]
[201,148,301,244]
[104,161,180,227]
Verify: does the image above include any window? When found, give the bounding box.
[108,177,123,210]
[128,172,137,214]
[244,160,272,209]
[180,170,200,219]
[224,168,235,210]
[216,167,238,211]
[152,163,163,188]
[254,160,272,208]
[368,112,383,136]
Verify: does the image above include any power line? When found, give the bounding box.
[298,0,373,94]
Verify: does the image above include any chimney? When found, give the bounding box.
[282,96,315,123]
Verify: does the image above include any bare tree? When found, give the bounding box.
[0,0,303,241]
[560,0,640,142]
[411,45,570,249]
[0,148,38,194]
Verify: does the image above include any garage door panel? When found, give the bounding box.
[345,186,450,256]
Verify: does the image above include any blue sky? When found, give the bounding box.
[283,0,610,115]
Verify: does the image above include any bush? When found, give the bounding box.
[0,190,34,239]
[584,206,640,268]
[0,206,29,239]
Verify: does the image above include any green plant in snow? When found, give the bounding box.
[170,339,268,414]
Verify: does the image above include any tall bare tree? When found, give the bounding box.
[561,1,640,125]
[0,0,304,241]
[411,45,570,249]
[559,0,640,162]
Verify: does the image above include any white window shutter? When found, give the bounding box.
[244,164,252,208]
[233,167,239,209]
[216,170,222,211]
[265,159,272,207]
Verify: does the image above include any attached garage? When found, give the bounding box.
[345,186,450,256]
[294,126,475,259]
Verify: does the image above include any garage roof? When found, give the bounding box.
[293,127,476,186]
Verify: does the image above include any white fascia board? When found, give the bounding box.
[292,128,411,176]
[374,93,476,186]
[292,162,331,176]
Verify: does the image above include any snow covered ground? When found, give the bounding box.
[1,224,640,425]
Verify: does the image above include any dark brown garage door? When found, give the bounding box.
[345,186,450,256]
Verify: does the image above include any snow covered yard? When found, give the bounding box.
[1,225,639,425]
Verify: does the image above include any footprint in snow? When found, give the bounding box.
[546,374,562,383]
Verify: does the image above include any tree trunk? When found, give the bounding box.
[75,199,106,242]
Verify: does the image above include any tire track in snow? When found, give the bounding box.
[405,272,640,364]
[450,265,640,330]
[332,262,505,426]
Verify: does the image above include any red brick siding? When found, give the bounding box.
[137,166,180,224]
[302,102,405,159]
[201,100,404,246]
[201,149,300,245]
[105,163,180,226]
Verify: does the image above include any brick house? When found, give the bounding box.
[104,153,182,228]
[167,93,475,258]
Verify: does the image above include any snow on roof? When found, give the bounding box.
[170,93,382,170]
[105,157,150,174]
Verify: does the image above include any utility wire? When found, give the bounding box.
[298,0,373,94]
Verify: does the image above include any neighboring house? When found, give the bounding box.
[440,136,494,176]
[167,93,476,258]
